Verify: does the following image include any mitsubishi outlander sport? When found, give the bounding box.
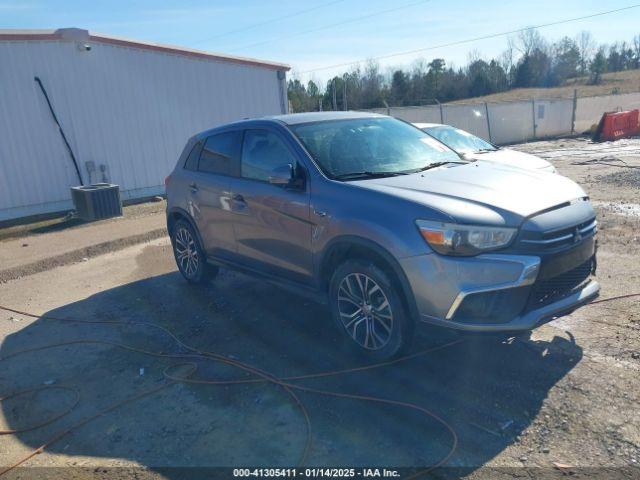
[166,112,599,360]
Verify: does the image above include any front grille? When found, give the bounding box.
[519,217,597,252]
[527,258,594,310]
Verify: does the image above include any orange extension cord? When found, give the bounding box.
[0,292,638,477]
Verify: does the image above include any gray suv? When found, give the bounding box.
[166,112,599,359]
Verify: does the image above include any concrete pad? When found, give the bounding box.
[0,212,167,283]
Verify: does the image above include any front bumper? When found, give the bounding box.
[400,241,598,332]
[421,279,599,332]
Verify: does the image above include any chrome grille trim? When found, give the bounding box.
[579,219,597,235]
[521,233,574,245]
[519,218,597,248]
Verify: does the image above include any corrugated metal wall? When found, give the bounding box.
[0,39,287,221]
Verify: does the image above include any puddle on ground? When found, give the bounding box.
[593,201,640,217]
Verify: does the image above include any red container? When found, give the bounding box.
[594,109,640,141]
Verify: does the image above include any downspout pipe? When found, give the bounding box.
[34,76,84,185]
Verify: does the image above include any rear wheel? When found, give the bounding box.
[329,260,414,360]
[171,219,218,284]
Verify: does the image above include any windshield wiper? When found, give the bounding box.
[474,148,498,154]
[404,160,468,173]
[333,171,410,180]
[335,160,469,180]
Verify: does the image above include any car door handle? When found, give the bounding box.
[189,182,198,193]
[313,208,327,217]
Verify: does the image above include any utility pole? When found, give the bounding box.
[531,97,537,140]
[332,79,337,111]
[571,89,578,135]
[435,98,444,123]
[343,78,347,111]
[484,102,493,143]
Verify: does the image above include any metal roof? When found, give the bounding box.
[0,27,290,71]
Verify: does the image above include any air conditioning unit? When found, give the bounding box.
[70,183,122,221]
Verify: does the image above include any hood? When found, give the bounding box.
[351,161,586,223]
[464,148,555,172]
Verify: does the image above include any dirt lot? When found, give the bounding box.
[0,137,639,479]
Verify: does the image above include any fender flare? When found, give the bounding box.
[166,207,206,250]
[318,235,419,320]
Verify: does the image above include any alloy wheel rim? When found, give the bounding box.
[174,227,199,278]
[337,273,393,350]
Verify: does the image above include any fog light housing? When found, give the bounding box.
[451,287,530,324]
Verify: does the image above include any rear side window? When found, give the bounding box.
[183,141,202,171]
[198,132,239,175]
[241,130,297,182]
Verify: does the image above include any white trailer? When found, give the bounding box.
[0,28,290,221]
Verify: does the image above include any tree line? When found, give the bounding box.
[288,29,640,112]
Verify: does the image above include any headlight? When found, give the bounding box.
[416,220,516,256]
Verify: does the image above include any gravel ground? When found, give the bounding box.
[514,136,640,254]
[0,136,639,479]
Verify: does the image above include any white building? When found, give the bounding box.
[0,28,290,221]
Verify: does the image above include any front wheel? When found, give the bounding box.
[329,260,414,360]
[171,219,218,284]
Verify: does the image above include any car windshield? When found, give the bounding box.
[425,125,496,154]
[289,117,461,179]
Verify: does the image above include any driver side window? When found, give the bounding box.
[241,130,297,182]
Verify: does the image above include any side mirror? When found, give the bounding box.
[268,164,294,186]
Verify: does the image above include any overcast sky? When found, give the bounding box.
[2,0,639,85]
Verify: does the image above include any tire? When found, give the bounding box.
[171,219,219,284]
[329,259,414,360]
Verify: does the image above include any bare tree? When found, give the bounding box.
[499,37,516,78]
[409,58,427,77]
[467,49,482,65]
[516,28,546,56]
[577,30,596,75]
[633,34,640,68]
